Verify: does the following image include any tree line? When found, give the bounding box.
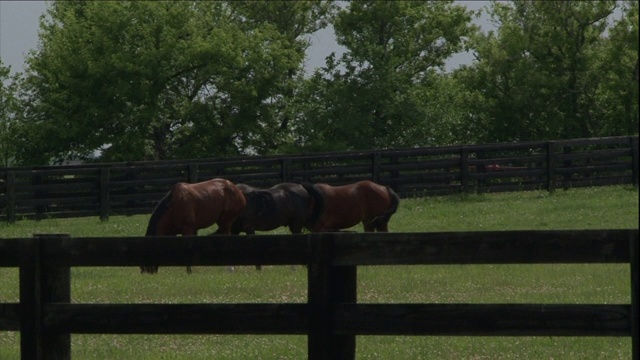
[0,1,637,167]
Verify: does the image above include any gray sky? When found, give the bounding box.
[0,1,47,74]
[0,1,489,77]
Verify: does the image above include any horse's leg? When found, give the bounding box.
[142,226,177,275]
[140,266,158,274]
[288,225,305,271]
[245,229,263,271]
[183,228,198,274]
[363,221,376,232]
[215,221,237,272]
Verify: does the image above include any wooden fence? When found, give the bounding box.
[0,229,638,359]
[1,136,638,222]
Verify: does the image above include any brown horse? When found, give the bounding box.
[303,180,400,232]
[141,178,246,274]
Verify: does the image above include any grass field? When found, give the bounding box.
[0,185,638,359]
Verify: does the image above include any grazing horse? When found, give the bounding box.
[303,180,400,232]
[231,182,323,270]
[141,178,246,274]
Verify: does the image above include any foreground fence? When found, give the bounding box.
[1,136,638,221]
[0,229,638,359]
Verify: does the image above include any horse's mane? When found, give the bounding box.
[302,183,324,228]
[145,188,174,236]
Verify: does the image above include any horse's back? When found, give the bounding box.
[271,183,311,209]
[274,183,317,232]
[234,182,313,233]
[311,182,361,230]
[175,179,245,230]
[356,181,397,209]
[311,180,397,231]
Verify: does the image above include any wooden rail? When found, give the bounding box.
[0,229,638,359]
[1,136,638,222]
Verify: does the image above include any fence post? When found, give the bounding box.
[460,146,470,194]
[20,234,71,360]
[33,172,45,220]
[19,236,42,359]
[631,136,638,187]
[99,167,110,221]
[188,163,199,183]
[39,234,71,360]
[307,233,357,360]
[562,144,573,190]
[282,157,291,183]
[547,141,556,193]
[389,154,400,194]
[372,151,380,183]
[631,230,639,360]
[6,171,16,223]
[303,159,311,183]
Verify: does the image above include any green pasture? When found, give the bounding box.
[0,185,638,359]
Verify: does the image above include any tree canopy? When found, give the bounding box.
[455,0,637,142]
[290,1,477,151]
[1,0,637,166]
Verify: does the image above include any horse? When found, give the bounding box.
[141,178,246,274]
[231,182,324,270]
[303,180,400,232]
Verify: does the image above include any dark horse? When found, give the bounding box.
[231,182,323,270]
[141,178,246,274]
[303,180,400,232]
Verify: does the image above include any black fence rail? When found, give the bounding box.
[1,136,637,222]
[0,230,638,359]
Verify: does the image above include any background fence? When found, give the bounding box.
[1,136,638,222]
[0,230,638,359]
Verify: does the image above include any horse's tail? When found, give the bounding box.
[145,188,173,236]
[371,186,400,227]
[302,183,324,229]
[386,186,400,216]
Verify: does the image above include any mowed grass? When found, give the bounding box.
[0,185,638,359]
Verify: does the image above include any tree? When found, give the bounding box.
[590,0,639,136]
[20,2,221,162]
[291,1,477,152]
[458,0,621,143]
[223,1,338,154]
[16,1,333,165]
[0,61,22,167]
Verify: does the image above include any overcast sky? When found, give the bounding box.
[1,1,489,77]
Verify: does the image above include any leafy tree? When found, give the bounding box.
[0,61,23,167]
[291,1,477,151]
[458,0,622,143]
[178,1,337,157]
[16,1,333,164]
[590,0,638,136]
[224,1,338,154]
[19,2,218,162]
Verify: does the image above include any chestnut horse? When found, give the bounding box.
[231,182,323,270]
[141,178,246,274]
[303,180,400,232]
